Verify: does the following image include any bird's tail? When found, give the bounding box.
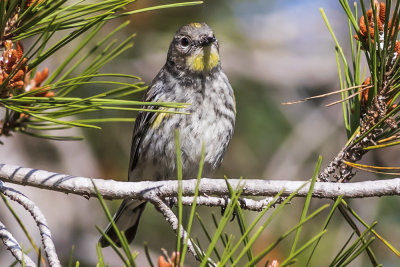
[99,199,146,247]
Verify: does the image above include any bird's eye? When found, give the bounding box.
[180,37,190,47]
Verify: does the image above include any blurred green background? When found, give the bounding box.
[0,0,399,266]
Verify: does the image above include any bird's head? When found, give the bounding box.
[167,23,220,74]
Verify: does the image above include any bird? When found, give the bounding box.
[99,22,236,247]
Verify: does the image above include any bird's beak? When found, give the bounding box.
[199,35,216,46]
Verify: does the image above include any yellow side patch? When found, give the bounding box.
[152,111,170,129]
[189,22,202,28]
[187,51,219,72]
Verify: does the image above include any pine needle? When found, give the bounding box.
[282,85,372,105]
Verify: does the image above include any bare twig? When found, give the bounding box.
[144,193,217,266]
[144,192,200,258]
[166,196,282,212]
[0,163,399,200]
[0,181,61,267]
[0,220,36,267]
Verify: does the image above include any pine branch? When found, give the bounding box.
[319,1,400,182]
[0,0,201,141]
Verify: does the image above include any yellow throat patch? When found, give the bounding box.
[186,47,219,72]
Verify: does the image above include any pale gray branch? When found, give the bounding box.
[0,220,36,267]
[0,182,61,267]
[0,163,398,265]
[145,192,215,266]
[166,196,281,211]
[0,163,399,201]
[145,192,198,258]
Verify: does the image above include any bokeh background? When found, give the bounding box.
[1,0,400,266]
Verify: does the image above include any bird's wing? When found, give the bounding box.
[128,73,167,181]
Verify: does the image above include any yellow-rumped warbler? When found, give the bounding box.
[99,22,236,247]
